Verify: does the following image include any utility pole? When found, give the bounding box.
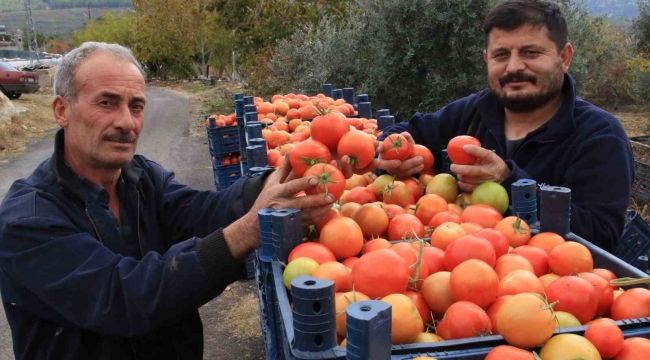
[23,0,40,64]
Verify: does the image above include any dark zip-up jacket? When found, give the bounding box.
[380,74,634,252]
[0,129,265,359]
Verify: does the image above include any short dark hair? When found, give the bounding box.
[483,0,568,52]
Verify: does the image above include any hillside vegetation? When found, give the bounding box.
[0,0,133,12]
[0,7,131,36]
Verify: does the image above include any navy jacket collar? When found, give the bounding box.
[476,73,579,143]
[49,129,144,204]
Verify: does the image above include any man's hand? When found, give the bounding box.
[224,154,335,259]
[449,145,511,192]
[376,132,423,179]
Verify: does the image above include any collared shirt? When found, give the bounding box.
[71,171,141,259]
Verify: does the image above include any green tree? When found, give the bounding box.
[265,0,490,120]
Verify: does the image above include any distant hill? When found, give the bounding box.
[0,0,133,13]
[584,0,641,20]
[0,7,132,36]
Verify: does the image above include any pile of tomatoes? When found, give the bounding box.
[223,93,650,359]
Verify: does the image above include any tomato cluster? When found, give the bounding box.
[205,113,237,128]
[211,154,241,165]
[281,172,650,357]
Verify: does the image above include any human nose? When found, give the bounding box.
[113,103,136,132]
[505,52,526,74]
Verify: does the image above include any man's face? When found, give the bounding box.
[484,25,573,113]
[61,52,146,169]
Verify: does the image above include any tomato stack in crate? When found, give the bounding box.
[205,112,242,190]
[253,180,650,360]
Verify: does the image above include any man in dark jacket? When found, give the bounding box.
[0,42,334,359]
[377,0,634,252]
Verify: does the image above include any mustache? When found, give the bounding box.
[500,71,537,87]
[102,132,137,143]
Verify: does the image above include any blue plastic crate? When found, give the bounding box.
[212,163,241,190]
[616,210,650,271]
[255,230,649,360]
[632,160,650,203]
[206,125,240,155]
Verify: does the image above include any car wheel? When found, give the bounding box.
[8,93,21,100]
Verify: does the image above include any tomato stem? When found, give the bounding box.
[610,277,650,287]
[512,217,529,235]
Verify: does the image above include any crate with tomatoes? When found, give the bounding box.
[242,94,650,359]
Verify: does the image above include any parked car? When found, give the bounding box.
[0,61,39,99]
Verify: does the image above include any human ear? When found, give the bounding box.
[560,43,574,73]
[52,95,71,128]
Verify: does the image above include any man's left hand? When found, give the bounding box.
[449,145,511,192]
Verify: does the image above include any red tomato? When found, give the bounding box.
[361,238,392,255]
[341,257,359,269]
[405,291,433,325]
[337,131,376,169]
[288,242,337,264]
[486,296,512,335]
[461,204,503,229]
[403,178,424,203]
[546,275,599,324]
[475,228,510,259]
[409,144,434,170]
[429,211,462,228]
[387,214,425,240]
[548,241,594,276]
[289,140,332,177]
[267,149,282,166]
[319,217,364,260]
[449,259,499,309]
[485,345,536,360]
[494,253,535,279]
[584,320,624,359]
[312,261,352,292]
[447,135,481,165]
[304,164,346,201]
[383,204,407,220]
[353,204,389,238]
[345,187,377,204]
[415,194,448,225]
[614,337,650,360]
[497,269,545,296]
[510,245,549,277]
[351,249,410,299]
[444,235,496,271]
[266,131,287,149]
[578,272,614,317]
[310,109,349,151]
[592,268,620,290]
[610,288,650,320]
[381,134,411,161]
[437,301,492,340]
[495,216,531,248]
[383,181,411,208]
[391,243,429,291]
[422,246,446,274]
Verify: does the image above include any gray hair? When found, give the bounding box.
[53,42,146,103]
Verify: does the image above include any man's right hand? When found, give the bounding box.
[223,154,335,259]
[376,132,424,179]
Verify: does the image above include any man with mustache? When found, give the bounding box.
[0,42,335,359]
[378,0,634,253]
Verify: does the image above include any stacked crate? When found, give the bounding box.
[205,113,242,190]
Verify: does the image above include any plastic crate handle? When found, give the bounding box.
[345,300,392,360]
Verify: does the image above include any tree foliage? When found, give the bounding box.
[263,0,643,119]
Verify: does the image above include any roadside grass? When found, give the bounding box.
[0,91,57,157]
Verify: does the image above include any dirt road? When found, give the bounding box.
[0,87,264,360]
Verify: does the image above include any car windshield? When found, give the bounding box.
[0,62,18,71]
